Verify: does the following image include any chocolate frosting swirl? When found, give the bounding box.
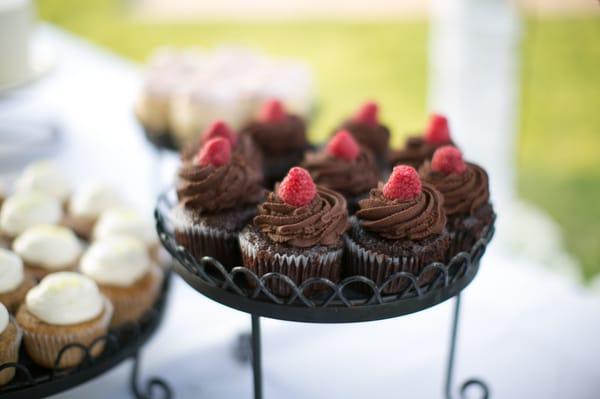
[339,120,390,159]
[419,161,489,216]
[177,156,265,213]
[356,183,446,240]
[253,186,349,248]
[389,136,453,168]
[241,115,307,156]
[301,148,379,196]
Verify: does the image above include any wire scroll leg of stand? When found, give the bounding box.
[130,351,173,399]
[445,294,490,399]
[251,315,263,399]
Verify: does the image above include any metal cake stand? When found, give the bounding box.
[156,191,494,399]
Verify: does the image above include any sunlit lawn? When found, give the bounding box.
[38,0,600,279]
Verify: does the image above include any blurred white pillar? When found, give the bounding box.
[428,0,521,212]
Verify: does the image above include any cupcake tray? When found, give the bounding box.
[0,272,173,399]
[156,191,494,399]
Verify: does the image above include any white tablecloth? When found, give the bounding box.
[1,26,598,399]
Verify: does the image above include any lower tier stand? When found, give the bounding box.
[130,352,173,399]
[247,294,489,399]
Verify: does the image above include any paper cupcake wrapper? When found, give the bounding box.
[344,235,442,294]
[0,320,22,386]
[101,266,163,327]
[21,299,113,369]
[175,223,242,269]
[0,272,36,314]
[239,234,343,297]
[445,214,490,261]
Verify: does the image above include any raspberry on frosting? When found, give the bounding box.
[277,167,316,207]
[259,99,286,123]
[424,113,451,144]
[383,165,422,201]
[202,120,238,147]
[352,101,379,126]
[326,129,360,161]
[195,137,231,167]
[431,145,467,175]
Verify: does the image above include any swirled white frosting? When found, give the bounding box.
[0,303,8,335]
[13,225,82,269]
[0,248,24,293]
[69,182,123,219]
[0,192,63,237]
[14,160,71,202]
[25,272,104,325]
[81,236,150,287]
[93,209,157,246]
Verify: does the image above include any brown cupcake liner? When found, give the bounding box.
[445,213,492,261]
[0,271,36,314]
[344,235,445,294]
[175,224,242,270]
[239,234,343,297]
[99,265,163,327]
[61,213,96,241]
[24,259,79,281]
[0,319,22,386]
[17,298,113,369]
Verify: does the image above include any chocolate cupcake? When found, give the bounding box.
[389,113,454,169]
[336,101,390,170]
[302,130,379,214]
[0,303,22,386]
[239,167,349,296]
[419,146,493,258]
[345,165,449,294]
[174,137,265,268]
[240,99,309,188]
[181,119,263,175]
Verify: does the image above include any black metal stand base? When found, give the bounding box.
[248,294,490,399]
[130,352,173,399]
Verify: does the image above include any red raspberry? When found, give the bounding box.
[259,99,286,123]
[383,165,422,201]
[352,101,379,126]
[202,120,238,147]
[278,167,317,207]
[326,130,360,161]
[194,137,231,167]
[431,145,467,175]
[424,113,451,144]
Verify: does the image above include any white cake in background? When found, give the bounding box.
[0,0,34,86]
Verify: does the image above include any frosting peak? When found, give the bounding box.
[0,248,24,294]
[15,160,70,202]
[0,192,63,237]
[356,183,446,240]
[254,186,349,248]
[13,225,82,269]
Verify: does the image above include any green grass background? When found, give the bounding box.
[37,0,600,279]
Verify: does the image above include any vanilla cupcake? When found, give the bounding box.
[13,225,82,280]
[0,249,35,313]
[80,236,163,327]
[0,303,22,385]
[93,209,160,262]
[65,182,123,239]
[14,160,71,206]
[16,272,112,369]
[0,192,63,244]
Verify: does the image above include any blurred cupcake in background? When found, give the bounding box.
[64,182,124,239]
[419,146,494,257]
[80,236,163,327]
[0,248,35,314]
[241,99,309,187]
[174,137,265,268]
[389,113,455,169]
[12,225,82,280]
[0,192,63,244]
[336,101,391,170]
[13,160,71,207]
[0,302,21,385]
[16,272,112,369]
[302,130,380,214]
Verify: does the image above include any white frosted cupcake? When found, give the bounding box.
[0,249,35,313]
[80,236,163,327]
[14,160,71,205]
[0,192,63,243]
[65,182,124,239]
[16,272,113,369]
[13,225,82,280]
[0,302,22,385]
[92,209,160,262]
